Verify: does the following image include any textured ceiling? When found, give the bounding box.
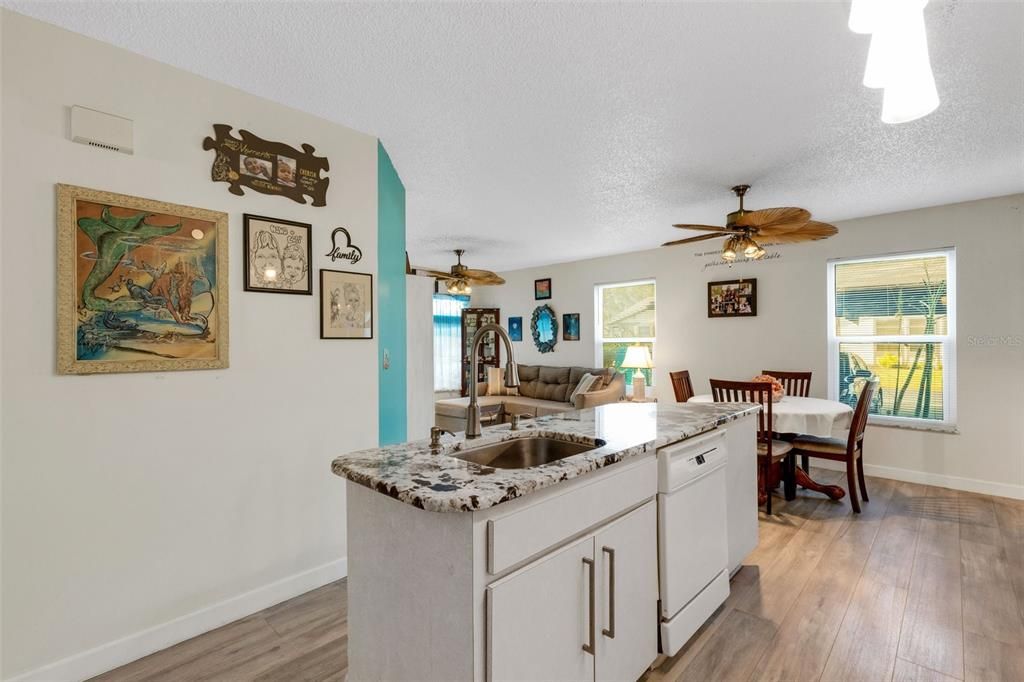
[7,1,1023,271]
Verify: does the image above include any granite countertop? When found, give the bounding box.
[331,401,759,513]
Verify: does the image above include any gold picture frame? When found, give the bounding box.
[57,184,229,374]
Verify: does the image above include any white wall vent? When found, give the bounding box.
[70,105,134,155]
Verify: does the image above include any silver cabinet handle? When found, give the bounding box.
[602,546,616,639]
[582,557,595,655]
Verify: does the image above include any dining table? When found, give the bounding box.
[689,394,854,501]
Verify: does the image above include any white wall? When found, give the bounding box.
[0,9,5,678]
[406,275,435,439]
[2,12,380,679]
[474,194,1024,499]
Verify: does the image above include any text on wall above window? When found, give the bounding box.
[595,280,656,387]
[827,249,956,430]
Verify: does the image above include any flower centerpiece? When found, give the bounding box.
[751,374,785,402]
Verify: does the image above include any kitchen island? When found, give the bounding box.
[332,401,758,681]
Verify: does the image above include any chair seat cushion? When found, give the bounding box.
[792,435,848,456]
[757,439,794,460]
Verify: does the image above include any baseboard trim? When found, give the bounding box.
[812,460,1024,501]
[8,557,348,682]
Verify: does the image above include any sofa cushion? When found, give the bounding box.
[538,366,572,402]
[516,365,571,402]
[503,397,575,418]
[434,395,504,419]
[516,365,540,397]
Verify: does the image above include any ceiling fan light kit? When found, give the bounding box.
[414,248,505,295]
[850,0,939,124]
[662,184,838,262]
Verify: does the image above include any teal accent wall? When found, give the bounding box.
[377,142,407,445]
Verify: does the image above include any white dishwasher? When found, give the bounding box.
[657,428,730,656]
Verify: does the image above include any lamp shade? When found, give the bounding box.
[621,345,653,369]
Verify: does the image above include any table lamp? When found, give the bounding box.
[621,345,653,401]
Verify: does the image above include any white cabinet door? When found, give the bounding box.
[595,501,658,682]
[487,535,596,682]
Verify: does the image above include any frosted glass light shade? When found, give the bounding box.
[857,0,939,124]
[880,8,939,123]
[848,0,886,34]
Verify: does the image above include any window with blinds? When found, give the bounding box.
[595,280,656,386]
[827,249,956,429]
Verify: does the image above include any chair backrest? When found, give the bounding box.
[762,370,812,398]
[847,378,879,451]
[669,370,695,403]
[710,378,773,445]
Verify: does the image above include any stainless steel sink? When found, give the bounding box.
[450,436,606,469]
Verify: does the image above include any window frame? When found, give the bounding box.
[594,278,657,390]
[826,248,957,431]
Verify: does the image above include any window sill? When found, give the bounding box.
[867,416,959,435]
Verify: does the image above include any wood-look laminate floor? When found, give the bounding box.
[93,468,1024,682]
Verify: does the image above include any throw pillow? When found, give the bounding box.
[570,373,599,405]
[486,367,519,396]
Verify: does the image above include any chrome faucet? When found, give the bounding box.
[466,323,520,438]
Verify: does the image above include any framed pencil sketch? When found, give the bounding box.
[57,184,229,374]
[320,269,373,339]
[243,214,312,294]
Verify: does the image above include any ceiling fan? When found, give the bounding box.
[413,249,505,295]
[662,185,838,261]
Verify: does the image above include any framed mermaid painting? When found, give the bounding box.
[57,184,229,374]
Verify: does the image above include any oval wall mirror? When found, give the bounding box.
[531,304,558,353]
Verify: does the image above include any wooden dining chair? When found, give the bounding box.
[790,378,879,513]
[669,370,695,403]
[762,370,812,397]
[710,379,794,515]
[763,370,813,472]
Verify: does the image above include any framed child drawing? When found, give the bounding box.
[57,184,229,374]
[320,269,373,339]
[243,214,312,294]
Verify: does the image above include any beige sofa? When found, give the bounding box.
[434,365,626,432]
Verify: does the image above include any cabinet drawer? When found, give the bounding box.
[488,457,656,574]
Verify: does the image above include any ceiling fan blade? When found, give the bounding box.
[670,223,732,232]
[735,207,811,230]
[461,269,506,285]
[759,221,839,245]
[752,222,809,238]
[661,233,728,247]
[414,268,457,280]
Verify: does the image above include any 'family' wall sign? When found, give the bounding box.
[325,227,362,265]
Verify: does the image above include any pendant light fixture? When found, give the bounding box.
[850,0,939,124]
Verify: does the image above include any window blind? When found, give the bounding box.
[828,250,955,428]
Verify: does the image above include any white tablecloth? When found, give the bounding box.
[689,394,853,438]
